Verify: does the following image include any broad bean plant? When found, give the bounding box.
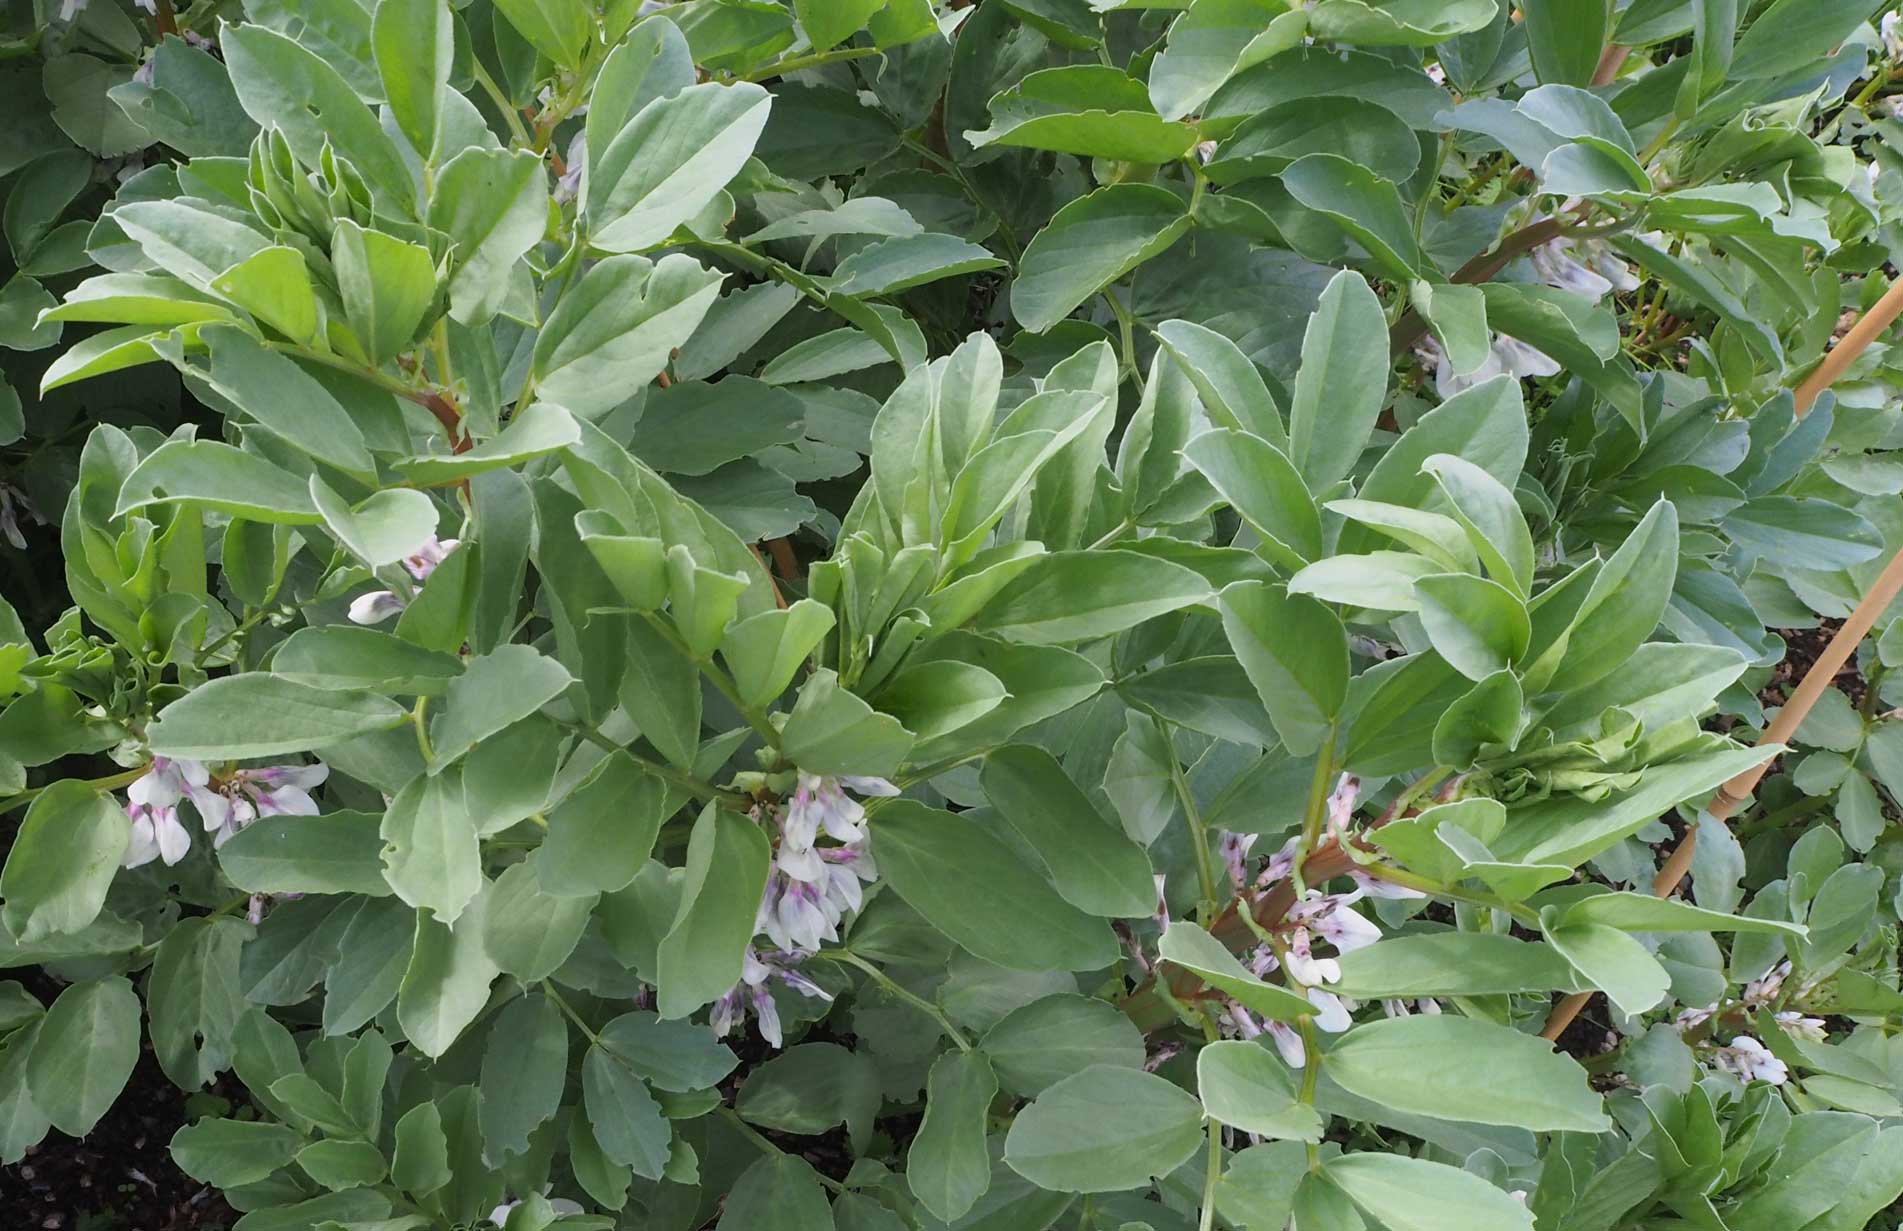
[7,0,1903,1228]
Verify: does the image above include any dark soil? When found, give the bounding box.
[3,970,237,1230]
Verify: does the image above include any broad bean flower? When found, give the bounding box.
[347,536,461,625]
[121,756,327,867]
[716,773,895,1047]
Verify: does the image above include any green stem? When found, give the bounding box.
[1198,1012,1224,1231]
[411,697,435,764]
[1104,289,1142,387]
[1086,517,1136,551]
[718,1106,850,1194]
[542,983,601,1044]
[1,766,147,814]
[1298,730,1339,852]
[1297,1018,1322,1170]
[822,950,972,1051]
[471,60,532,147]
[265,341,420,401]
[1159,718,1220,915]
[742,45,883,82]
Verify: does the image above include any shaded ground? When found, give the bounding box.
[2,1037,236,1229]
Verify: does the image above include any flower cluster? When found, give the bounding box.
[710,773,894,1049]
[122,756,327,869]
[347,536,461,625]
[1424,212,1642,399]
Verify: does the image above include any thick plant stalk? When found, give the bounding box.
[1541,276,1903,1043]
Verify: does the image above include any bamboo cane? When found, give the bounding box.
[1541,275,1903,1043]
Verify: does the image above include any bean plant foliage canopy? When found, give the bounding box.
[4,0,1903,1227]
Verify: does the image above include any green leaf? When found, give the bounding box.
[1158,921,1317,1021]
[718,1152,836,1231]
[1413,573,1530,682]
[1496,744,1777,868]
[380,772,483,925]
[780,667,914,778]
[396,887,500,1057]
[116,439,322,525]
[1729,0,1876,79]
[736,1042,881,1148]
[1324,1014,1609,1132]
[909,1051,999,1222]
[538,753,668,897]
[826,233,1006,297]
[41,272,239,329]
[1149,2,1308,121]
[598,1010,737,1092]
[1542,920,1670,1016]
[1308,0,1498,44]
[1521,499,1679,694]
[372,0,453,156]
[1219,580,1348,757]
[969,549,1212,644]
[493,0,592,66]
[26,977,140,1137]
[1324,1152,1535,1231]
[312,480,440,571]
[171,1117,306,1188]
[1330,934,1581,998]
[147,675,406,760]
[1151,318,1287,451]
[531,253,724,419]
[1208,96,1419,189]
[1182,429,1321,569]
[0,781,126,945]
[1119,657,1280,748]
[719,600,837,709]
[272,627,466,698]
[1420,453,1534,598]
[429,147,548,327]
[1280,154,1424,279]
[796,0,888,50]
[980,746,1156,917]
[331,221,437,366]
[219,812,391,897]
[1522,0,1609,85]
[198,326,377,480]
[0,1021,47,1165]
[966,66,1202,163]
[1286,269,1388,493]
[655,805,771,1018]
[1012,185,1190,334]
[148,917,247,1089]
[429,645,574,768]
[392,1101,451,1195]
[1198,1040,1325,1140]
[479,992,568,1162]
[872,799,1120,972]
[297,1137,387,1189]
[1561,891,1807,936]
[397,401,581,486]
[1723,497,1884,571]
[482,857,595,981]
[211,245,320,345]
[979,993,1146,1097]
[582,1044,671,1179]
[1003,1065,1205,1193]
[589,82,772,253]
[220,24,411,209]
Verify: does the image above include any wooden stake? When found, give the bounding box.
[1541,275,1903,1043]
